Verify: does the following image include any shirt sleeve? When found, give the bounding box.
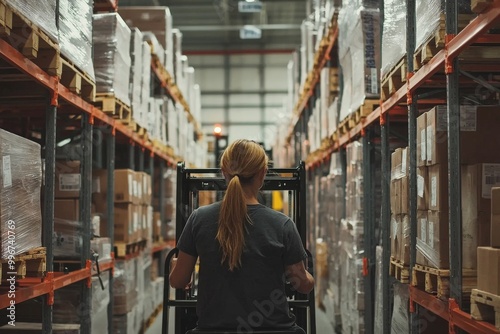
[283,219,307,265]
[176,209,198,257]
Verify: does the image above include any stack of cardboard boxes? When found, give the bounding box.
[390,105,500,272]
[92,169,152,244]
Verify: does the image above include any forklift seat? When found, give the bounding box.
[185,329,305,334]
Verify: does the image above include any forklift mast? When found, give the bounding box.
[162,161,315,334]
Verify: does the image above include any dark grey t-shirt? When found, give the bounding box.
[177,202,307,330]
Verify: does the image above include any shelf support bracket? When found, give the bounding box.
[445,34,457,75]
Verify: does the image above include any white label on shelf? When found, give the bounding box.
[133,180,138,198]
[421,218,427,244]
[426,125,433,162]
[92,177,100,194]
[436,106,448,132]
[133,212,138,233]
[137,180,142,199]
[59,174,81,191]
[402,148,407,176]
[417,174,425,198]
[428,221,434,247]
[482,164,500,198]
[431,176,437,207]
[143,177,148,195]
[420,129,426,162]
[371,68,378,94]
[128,174,133,197]
[3,155,12,188]
[460,105,477,131]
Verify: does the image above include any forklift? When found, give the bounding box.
[162,161,316,334]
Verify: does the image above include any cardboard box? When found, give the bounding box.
[426,105,500,165]
[141,172,152,205]
[390,214,401,260]
[428,164,448,212]
[477,247,500,295]
[461,164,496,268]
[400,214,410,264]
[417,112,427,167]
[492,187,500,247]
[54,199,79,221]
[134,172,142,205]
[391,179,402,215]
[114,203,134,243]
[416,211,428,265]
[92,168,108,194]
[401,176,408,214]
[391,148,403,181]
[417,167,428,210]
[114,169,135,203]
[425,211,449,268]
[153,211,161,241]
[55,161,81,198]
[143,205,153,240]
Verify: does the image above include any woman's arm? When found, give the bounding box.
[285,260,315,294]
[169,251,197,289]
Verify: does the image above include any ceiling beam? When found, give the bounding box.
[175,23,301,31]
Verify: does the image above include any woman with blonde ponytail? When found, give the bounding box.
[170,139,314,333]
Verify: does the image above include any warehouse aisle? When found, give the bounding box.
[144,305,336,334]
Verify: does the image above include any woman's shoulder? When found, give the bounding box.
[252,204,292,225]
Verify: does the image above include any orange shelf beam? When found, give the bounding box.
[152,240,175,254]
[151,59,203,140]
[0,38,176,166]
[286,24,339,144]
[410,286,449,321]
[450,300,500,334]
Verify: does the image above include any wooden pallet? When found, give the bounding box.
[389,257,410,284]
[381,57,408,100]
[471,289,500,330]
[60,57,96,102]
[1,247,46,282]
[414,14,474,70]
[0,1,61,76]
[114,239,147,258]
[94,94,132,121]
[337,99,380,133]
[412,264,477,300]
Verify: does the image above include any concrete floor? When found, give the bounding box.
[145,305,336,334]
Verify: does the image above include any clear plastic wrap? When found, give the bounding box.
[416,0,472,50]
[53,218,82,259]
[130,28,144,125]
[339,4,380,121]
[0,129,42,259]
[391,282,410,333]
[58,0,95,81]
[5,0,58,42]
[141,41,152,129]
[381,0,406,78]
[173,28,183,85]
[91,273,110,333]
[113,258,138,315]
[113,306,136,334]
[90,237,112,262]
[92,13,132,105]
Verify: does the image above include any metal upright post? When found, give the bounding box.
[362,129,375,333]
[42,100,56,334]
[129,142,135,170]
[80,112,93,334]
[139,148,145,172]
[106,128,115,334]
[159,159,166,239]
[446,0,462,309]
[380,113,392,334]
[405,0,419,333]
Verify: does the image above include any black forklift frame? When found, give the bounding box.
[162,161,316,334]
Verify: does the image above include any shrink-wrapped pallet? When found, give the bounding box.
[141,41,152,127]
[5,0,58,42]
[113,258,138,315]
[130,28,144,127]
[0,129,42,259]
[381,0,406,78]
[338,3,380,121]
[93,13,132,105]
[59,0,95,80]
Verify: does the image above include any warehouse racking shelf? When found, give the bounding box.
[289,0,500,333]
[0,8,198,331]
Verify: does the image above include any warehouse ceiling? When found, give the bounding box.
[119,0,307,51]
